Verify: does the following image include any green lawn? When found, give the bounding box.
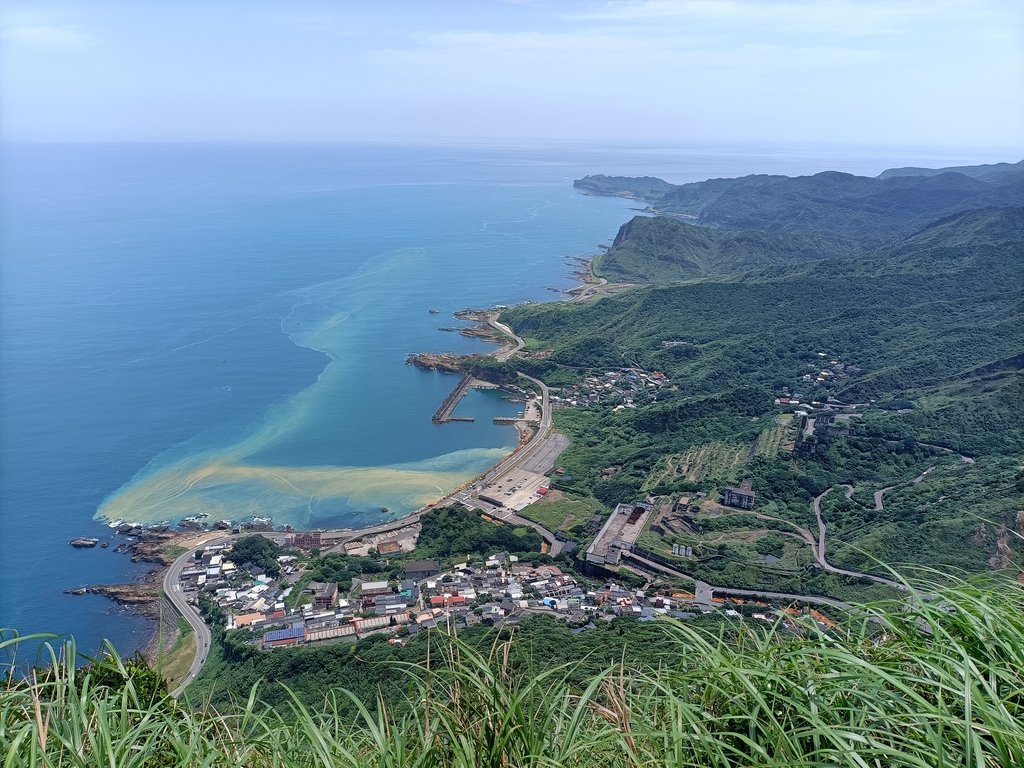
[519,492,607,533]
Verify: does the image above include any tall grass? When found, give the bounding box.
[4,577,1023,767]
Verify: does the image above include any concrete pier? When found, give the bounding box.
[432,373,476,424]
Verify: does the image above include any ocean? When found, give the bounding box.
[0,141,1004,662]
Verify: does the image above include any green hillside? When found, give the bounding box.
[595,215,854,282]
[575,163,1024,246]
[505,203,1023,585]
[878,158,1024,183]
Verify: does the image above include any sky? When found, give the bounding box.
[1,0,1022,150]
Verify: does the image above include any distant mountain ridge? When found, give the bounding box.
[574,159,1024,248]
[878,159,1024,183]
[600,204,1024,283]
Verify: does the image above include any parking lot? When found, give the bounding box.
[478,468,550,512]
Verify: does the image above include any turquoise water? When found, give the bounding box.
[1,142,998,658]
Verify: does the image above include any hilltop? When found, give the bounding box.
[575,159,1024,247]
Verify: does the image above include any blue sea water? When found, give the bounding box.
[0,141,1005,661]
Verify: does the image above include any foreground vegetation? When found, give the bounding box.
[4,576,1023,766]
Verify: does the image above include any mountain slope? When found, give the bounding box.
[596,215,855,282]
[878,159,1024,183]
[575,162,1024,247]
[504,205,1023,579]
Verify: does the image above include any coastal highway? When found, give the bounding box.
[164,532,290,697]
[164,537,220,697]
[489,316,524,362]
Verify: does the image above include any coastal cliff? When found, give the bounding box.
[576,162,1024,247]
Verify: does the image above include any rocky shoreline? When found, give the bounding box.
[63,529,210,663]
[64,579,162,616]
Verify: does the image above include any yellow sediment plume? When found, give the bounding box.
[95,448,508,527]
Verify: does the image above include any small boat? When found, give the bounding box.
[100,541,109,548]
[428,308,441,314]
[69,537,99,548]
[380,506,390,514]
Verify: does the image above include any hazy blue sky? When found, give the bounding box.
[2,0,1022,150]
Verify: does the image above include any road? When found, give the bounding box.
[621,551,851,609]
[165,531,289,697]
[164,537,222,697]
[874,486,894,511]
[444,368,566,555]
[812,488,904,589]
[488,316,524,362]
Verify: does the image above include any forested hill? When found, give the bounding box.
[502,194,1023,581]
[597,204,1023,283]
[878,158,1024,182]
[597,214,854,282]
[574,159,1024,247]
[510,205,1023,436]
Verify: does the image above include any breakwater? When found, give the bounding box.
[432,374,476,424]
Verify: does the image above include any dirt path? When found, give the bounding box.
[726,509,816,548]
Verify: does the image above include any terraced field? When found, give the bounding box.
[642,442,747,490]
[754,415,796,455]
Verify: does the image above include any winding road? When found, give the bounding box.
[812,488,905,589]
[489,316,525,362]
[873,486,894,511]
[164,538,220,697]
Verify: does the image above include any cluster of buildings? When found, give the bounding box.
[180,538,794,651]
[178,543,290,632]
[800,353,861,388]
[179,550,448,648]
[551,367,671,410]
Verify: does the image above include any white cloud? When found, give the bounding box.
[566,0,1007,38]
[1,24,93,49]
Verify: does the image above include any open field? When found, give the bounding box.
[519,491,606,532]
